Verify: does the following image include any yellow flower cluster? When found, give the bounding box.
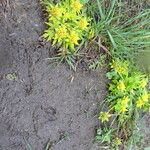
[71,0,83,12]
[98,59,150,148]
[43,0,91,51]
[113,137,122,146]
[111,59,129,75]
[140,79,148,88]
[49,5,62,17]
[105,59,150,122]
[69,31,80,45]
[78,18,89,30]
[117,80,125,92]
[136,91,149,108]
[115,97,129,113]
[55,26,67,39]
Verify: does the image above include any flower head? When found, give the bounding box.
[136,98,145,108]
[111,59,128,75]
[115,97,129,113]
[69,31,79,45]
[55,26,68,39]
[98,112,111,122]
[71,0,83,12]
[113,137,122,146]
[49,5,62,17]
[141,91,149,102]
[120,107,128,113]
[78,17,89,30]
[117,80,125,92]
[140,79,147,88]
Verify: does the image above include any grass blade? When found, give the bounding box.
[96,0,105,20]
[106,0,116,21]
[107,30,117,49]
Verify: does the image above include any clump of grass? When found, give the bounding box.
[86,0,150,60]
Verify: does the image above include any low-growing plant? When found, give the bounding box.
[42,0,93,69]
[96,59,150,149]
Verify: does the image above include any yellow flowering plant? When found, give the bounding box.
[96,58,150,149]
[98,112,111,122]
[42,0,92,68]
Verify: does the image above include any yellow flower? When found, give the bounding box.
[136,98,145,108]
[141,92,149,102]
[71,0,83,12]
[117,80,125,92]
[111,60,128,75]
[78,17,89,30]
[140,79,147,88]
[120,107,128,113]
[136,92,149,108]
[115,104,128,113]
[115,97,129,113]
[49,5,62,17]
[113,137,122,146]
[55,26,68,39]
[118,67,126,74]
[69,31,79,45]
[98,112,111,122]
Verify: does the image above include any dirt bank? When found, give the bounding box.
[0,1,107,149]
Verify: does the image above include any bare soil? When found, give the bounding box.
[0,1,107,150]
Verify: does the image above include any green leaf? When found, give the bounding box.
[106,0,116,21]
[107,30,117,49]
[97,128,102,135]
[96,0,105,20]
[95,135,102,141]
[106,71,116,79]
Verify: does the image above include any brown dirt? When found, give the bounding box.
[0,0,107,150]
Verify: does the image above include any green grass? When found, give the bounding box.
[86,0,150,60]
